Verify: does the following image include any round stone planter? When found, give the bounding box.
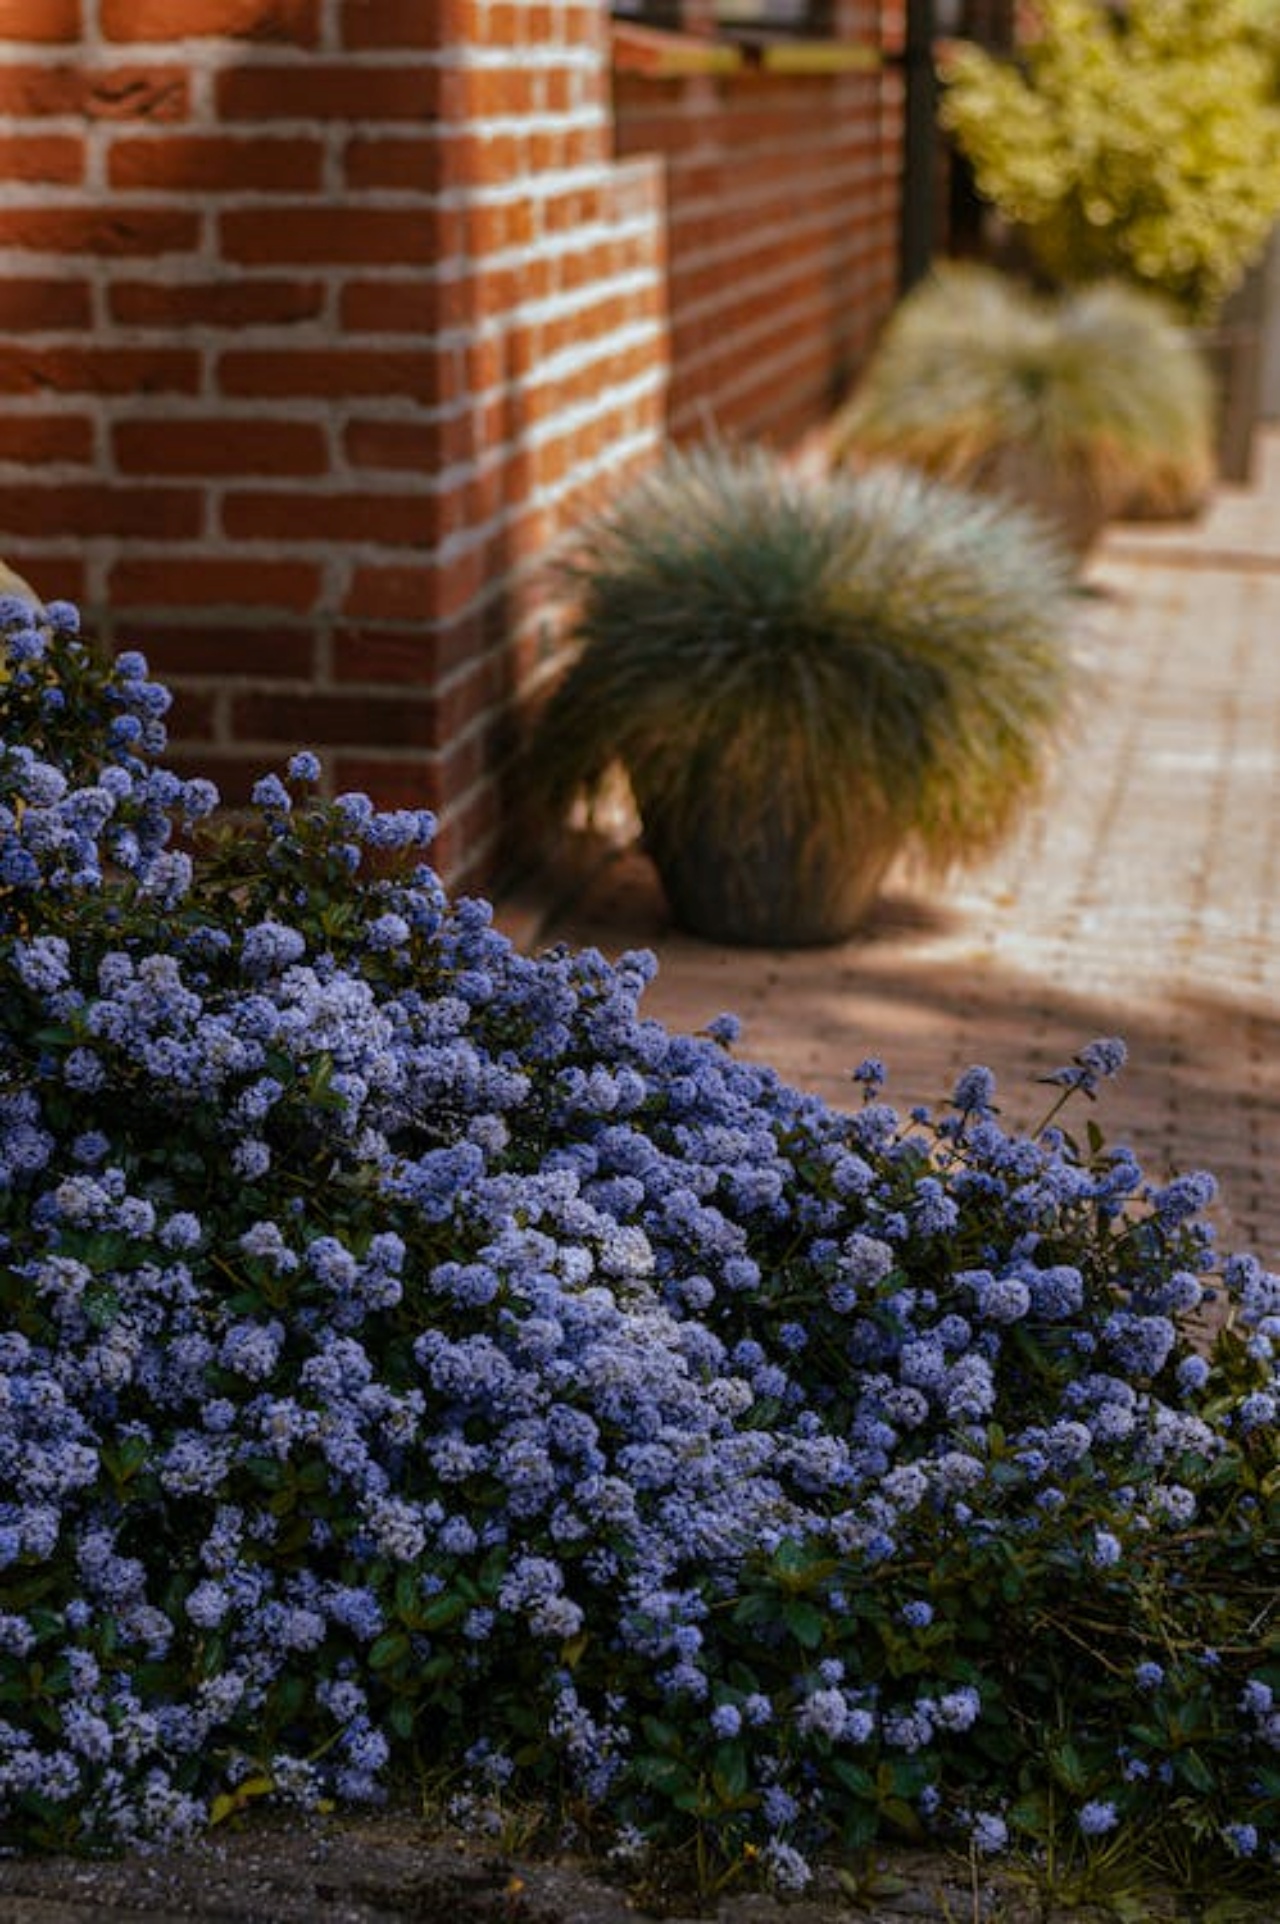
[638,794,898,948]
[968,440,1109,560]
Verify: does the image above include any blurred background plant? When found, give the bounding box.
[0,559,36,605]
[528,445,1077,946]
[1242,0,1280,86]
[830,266,1216,554]
[940,0,1280,326]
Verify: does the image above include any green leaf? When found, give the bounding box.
[831,1758,875,1799]
[393,1570,421,1624]
[1009,1791,1050,1836]
[782,1599,826,1649]
[878,1796,924,1838]
[418,1592,467,1632]
[275,1673,307,1721]
[730,1593,777,1631]
[1175,1747,1217,1795]
[711,1742,749,1802]
[1106,1897,1159,1924]
[1049,1742,1089,1793]
[838,1863,910,1900]
[635,1754,690,1795]
[561,1631,589,1670]
[368,1631,411,1671]
[836,1806,878,1853]
[387,1698,416,1742]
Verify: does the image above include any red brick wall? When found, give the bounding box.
[0,0,903,887]
[614,0,903,446]
[0,0,666,886]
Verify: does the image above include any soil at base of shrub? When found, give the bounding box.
[0,1811,1255,1924]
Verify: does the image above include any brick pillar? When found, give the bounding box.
[0,0,666,887]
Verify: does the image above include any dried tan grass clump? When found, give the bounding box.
[831,267,1215,555]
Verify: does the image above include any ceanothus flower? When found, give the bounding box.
[1235,1391,1276,1433]
[796,1687,853,1741]
[2,598,1276,1869]
[966,1270,1032,1324]
[241,920,306,978]
[251,773,291,813]
[184,1580,231,1629]
[1089,1530,1122,1569]
[1146,1483,1197,1525]
[1148,1170,1218,1227]
[1240,1679,1274,1719]
[951,1065,997,1114]
[1025,1264,1084,1320]
[911,1177,959,1237]
[366,913,411,952]
[970,1812,1008,1855]
[160,1212,203,1253]
[218,1320,284,1382]
[12,935,71,994]
[238,1221,298,1272]
[933,1687,981,1733]
[1103,1311,1176,1379]
[709,1703,742,1738]
[1044,1038,1127,1096]
[761,1841,812,1895]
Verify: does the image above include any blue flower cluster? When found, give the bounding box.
[1,598,1277,1886]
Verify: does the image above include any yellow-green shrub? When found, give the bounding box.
[941,0,1280,322]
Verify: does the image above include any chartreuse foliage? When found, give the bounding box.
[941,0,1280,323]
[0,598,1277,1905]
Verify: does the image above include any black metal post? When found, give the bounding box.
[900,0,937,292]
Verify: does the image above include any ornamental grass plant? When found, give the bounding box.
[830,267,1216,550]
[1,599,1278,1908]
[528,445,1077,945]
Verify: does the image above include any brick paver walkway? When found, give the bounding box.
[500,430,1280,1266]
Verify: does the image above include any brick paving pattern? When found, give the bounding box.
[501,430,1280,1266]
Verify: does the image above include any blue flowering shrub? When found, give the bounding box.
[1,597,1277,1899]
